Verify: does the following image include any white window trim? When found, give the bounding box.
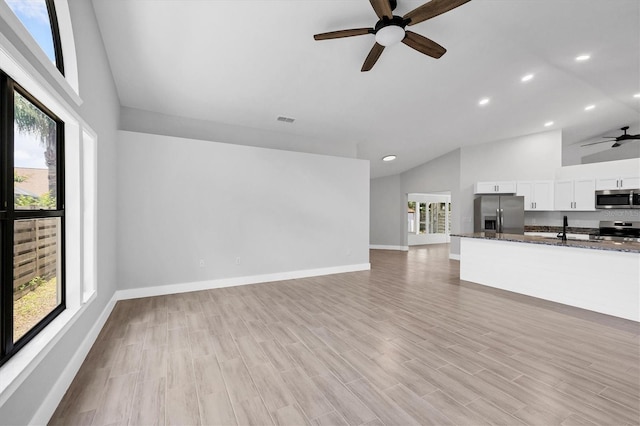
[81,129,98,302]
[0,0,81,105]
[0,18,97,405]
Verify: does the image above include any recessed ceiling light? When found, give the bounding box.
[521,74,534,82]
[544,121,554,127]
[584,104,595,111]
[478,98,490,106]
[382,155,397,162]
[634,93,640,98]
[575,54,590,61]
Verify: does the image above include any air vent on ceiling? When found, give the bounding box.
[277,116,295,123]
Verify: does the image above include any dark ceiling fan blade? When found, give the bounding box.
[401,31,446,58]
[362,43,385,72]
[369,0,393,19]
[581,140,616,147]
[612,142,622,148]
[404,0,472,26]
[314,28,373,40]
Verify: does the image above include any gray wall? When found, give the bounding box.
[0,1,120,424]
[370,174,403,247]
[116,131,369,290]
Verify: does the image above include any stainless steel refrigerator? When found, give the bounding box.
[474,196,524,234]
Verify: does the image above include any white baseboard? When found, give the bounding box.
[115,263,371,301]
[369,245,409,251]
[449,253,461,260]
[29,294,117,426]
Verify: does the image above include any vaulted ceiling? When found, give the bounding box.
[92,0,640,178]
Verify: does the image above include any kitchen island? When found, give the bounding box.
[455,233,640,321]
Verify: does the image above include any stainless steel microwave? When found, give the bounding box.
[595,189,640,209]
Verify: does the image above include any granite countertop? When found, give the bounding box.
[524,225,598,235]
[453,232,640,253]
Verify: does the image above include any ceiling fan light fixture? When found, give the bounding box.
[375,25,405,47]
[382,155,397,162]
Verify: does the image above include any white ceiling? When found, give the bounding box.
[92,0,640,178]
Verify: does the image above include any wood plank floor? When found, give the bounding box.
[50,245,640,425]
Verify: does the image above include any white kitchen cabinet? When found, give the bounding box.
[474,181,517,194]
[517,180,554,210]
[621,177,640,189]
[554,178,595,211]
[595,176,640,190]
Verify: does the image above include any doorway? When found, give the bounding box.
[407,192,451,246]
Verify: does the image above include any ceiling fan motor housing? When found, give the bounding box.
[374,16,409,46]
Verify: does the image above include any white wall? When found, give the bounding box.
[0,1,120,424]
[121,106,358,160]
[117,131,369,291]
[459,130,562,235]
[407,193,451,246]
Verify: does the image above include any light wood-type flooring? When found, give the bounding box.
[50,244,640,425]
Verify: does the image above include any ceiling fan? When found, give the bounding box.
[581,126,640,148]
[313,0,471,72]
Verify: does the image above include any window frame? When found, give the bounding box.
[3,0,65,75]
[45,0,64,75]
[0,70,66,367]
[0,0,79,102]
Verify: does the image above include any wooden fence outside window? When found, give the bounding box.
[13,218,58,300]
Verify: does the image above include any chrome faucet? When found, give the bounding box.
[562,215,568,241]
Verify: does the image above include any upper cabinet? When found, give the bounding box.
[554,178,596,211]
[595,176,640,190]
[516,181,554,210]
[474,181,517,194]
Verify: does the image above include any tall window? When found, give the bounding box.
[3,0,64,74]
[1,70,65,366]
